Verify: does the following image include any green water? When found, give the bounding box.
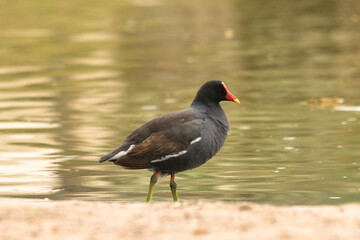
[0,0,359,205]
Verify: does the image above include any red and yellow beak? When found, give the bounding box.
[222,82,240,104]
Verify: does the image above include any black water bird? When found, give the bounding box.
[99,80,239,202]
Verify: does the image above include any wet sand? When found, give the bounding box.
[0,198,359,240]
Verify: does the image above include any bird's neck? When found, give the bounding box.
[190,100,230,132]
[190,100,224,115]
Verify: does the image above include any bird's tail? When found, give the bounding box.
[99,152,116,163]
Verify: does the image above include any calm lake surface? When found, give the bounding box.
[0,0,359,205]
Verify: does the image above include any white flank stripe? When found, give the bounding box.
[109,144,135,160]
[151,150,187,163]
[190,137,202,145]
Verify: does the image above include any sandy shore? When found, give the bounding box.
[0,198,359,240]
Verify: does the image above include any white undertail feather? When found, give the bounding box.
[109,144,136,160]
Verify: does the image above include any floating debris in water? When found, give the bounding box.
[307,97,344,106]
[283,136,296,141]
[164,98,176,104]
[329,196,341,200]
[284,146,294,150]
[141,105,157,111]
[239,125,251,130]
[224,28,234,39]
[334,106,360,112]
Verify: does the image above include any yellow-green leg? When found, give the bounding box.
[146,171,161,202]
[170,172,179,202]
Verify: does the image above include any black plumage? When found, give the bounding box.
[99,80,239,201]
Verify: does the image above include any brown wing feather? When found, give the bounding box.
[110,108,203,169]
[115,133,187,169]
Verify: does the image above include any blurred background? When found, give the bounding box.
[0,0,359,205]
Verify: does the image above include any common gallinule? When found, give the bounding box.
[99,80,239,202]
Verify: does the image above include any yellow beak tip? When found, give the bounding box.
[234,99,240,104]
